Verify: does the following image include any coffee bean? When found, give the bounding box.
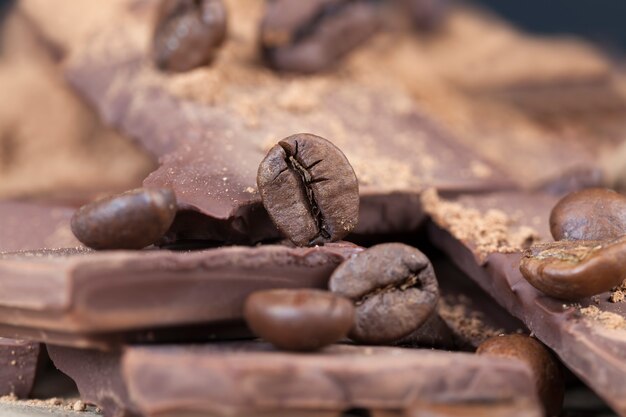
[404,0,448,30]
[71,188,177,250]
[153,0,227,73]
[477,334,564,417]
[519,237,626,300]
[260,0,381,73]
[244,289,355,351]
[257,133,359,247]
[550,188,626,241]
[329,243,439,344]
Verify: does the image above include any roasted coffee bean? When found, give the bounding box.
[477,334,564,417]
[153,0,227,72]
[550,188,626,241]
[257,133,359,247]
[519,237,626,300]
[244,289,355,351]
[329,243,439,344]
[405,0,447,30]
[260,0,381,73]
[71,188,177,250]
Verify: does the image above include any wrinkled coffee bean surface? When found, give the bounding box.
[329,243,439,344]
[244,289,355,351]
[257,133,359,247]
[71,188,177,250]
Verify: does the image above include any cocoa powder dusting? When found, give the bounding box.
[609,280,626,303]
[580,305,626,330]
[439,296,505,345]
[422,189,540,262]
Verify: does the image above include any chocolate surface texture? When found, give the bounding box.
[425,190,626,415]
[0,243,359,349]
[48,342,542,417]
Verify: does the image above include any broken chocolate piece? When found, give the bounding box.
[0,243,360,349]
[61,0,514,244]
[0,338,39,398]
[48,342,542,417]
[426,190,626,416]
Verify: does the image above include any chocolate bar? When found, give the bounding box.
[52,0,545,243]
[425,190,626,415]
[0,243,359,349]
[48,342,542,417]
[0,338,39,398]
[0,202,79,252]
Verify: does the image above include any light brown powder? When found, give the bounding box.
[0,395,90,413]
[609,279,626,303]
[421,189,540,262]
[580,305,626,330]
[439,296,504,345]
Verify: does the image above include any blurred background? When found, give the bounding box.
[474,0,626,54]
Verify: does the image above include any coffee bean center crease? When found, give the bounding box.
[279,140,330,244]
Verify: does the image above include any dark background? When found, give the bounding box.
[471,0,626,55]
[0,0,624,53]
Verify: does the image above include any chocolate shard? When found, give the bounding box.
[48,342,542,417]
[58,0,514,244]
[0,338,39,398]
[0,243,360,349]
[424,190,626,416]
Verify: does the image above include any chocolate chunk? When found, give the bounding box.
[520,238,626,300]
[257,134,359,246]
[0,339,39,398]
[260,0,381,73]
[0,243,360,349]
[244,289,354,351]
[330,243,439,344]
[477,334,564,417]
[71,188,177,249]
[550,188,626,241]
[425,190,626,416]
[48,342,542,417]
[153,0,227,72]
[0,201,80,252]
[62,1,514,244]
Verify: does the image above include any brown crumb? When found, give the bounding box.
[421,189,540,263]
[439,296,504,345]
[580,305,626,330]
[609,279,626,303]
[72,400,86,412]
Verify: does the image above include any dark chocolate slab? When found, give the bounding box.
[0,243,359,349]
[425,190,626,416]
[48,342,542,417]
[61,0,517,243]
[0,202,80,252]
[0,338,39,398]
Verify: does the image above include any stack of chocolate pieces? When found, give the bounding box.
[1,0,626,416]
